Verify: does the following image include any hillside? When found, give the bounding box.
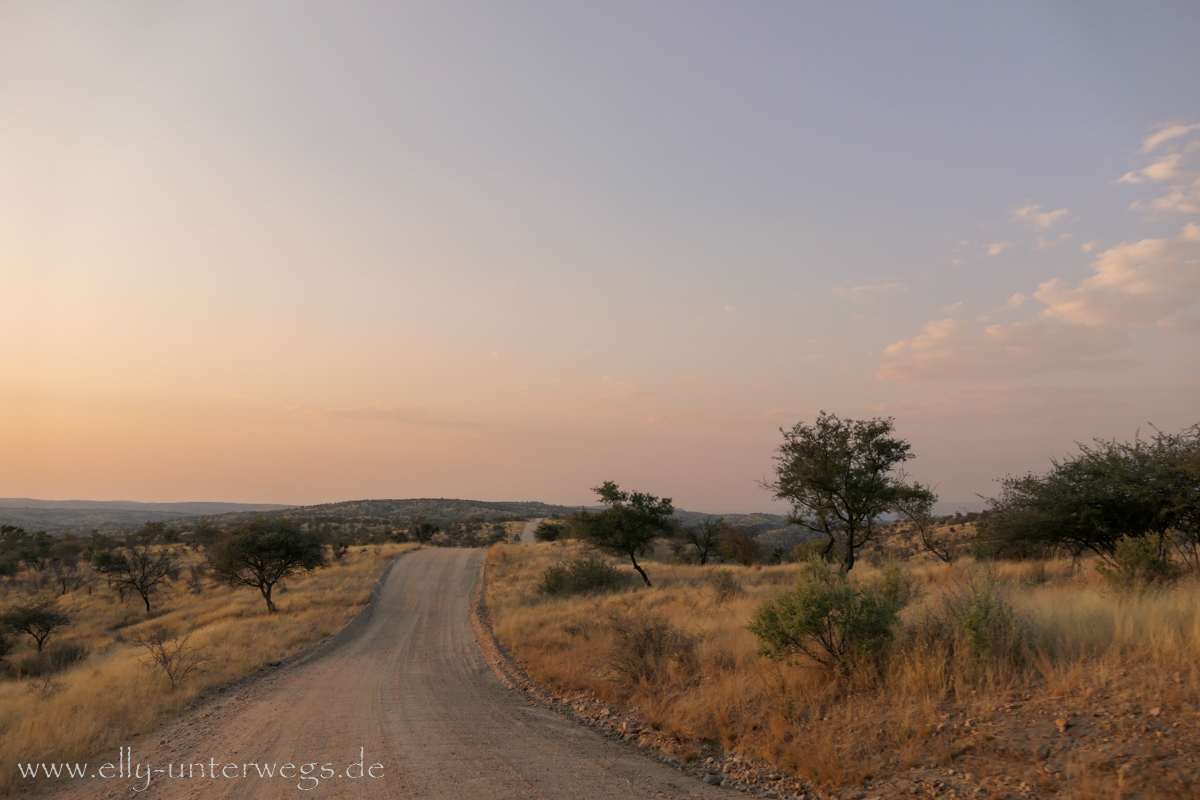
[0,499,295,534]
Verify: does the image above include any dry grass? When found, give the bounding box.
[486,542,1200,798]
[0,542,421,795]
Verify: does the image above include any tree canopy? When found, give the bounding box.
[208,516,327,612]
[2,602,71,653]
[573,481,676,586]
[92,543,179,614]
[980,425,1200,564]
[769,411,936,571]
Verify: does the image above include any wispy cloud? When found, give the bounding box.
[1122,122,1200,215]
[1013,204,1070,231]
[984,241,1013,256]
[833,283,903,300]
[1140,122,1200,154]
[1033,232,1073,250]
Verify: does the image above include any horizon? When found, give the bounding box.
[4,2,1198,512]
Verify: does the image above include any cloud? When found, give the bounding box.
[879,225,1200,381]
[1081,241,1100,253]
[942,301,965,313]
[833,283,903,300]
[1120,123,1200,215]
[1013,204,1070,231]
[1034,233,1073,250]
[1147,176,1200,214]
[985,242,1013,256]
[1117,152,1184,184]
[1005,293,1027,309]
[1140,122,1200,153]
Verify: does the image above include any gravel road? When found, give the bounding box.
[518,518,544,544]
[40,548,723,799]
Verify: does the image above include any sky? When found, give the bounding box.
[2,1,1198,513]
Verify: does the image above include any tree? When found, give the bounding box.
[573,481,676,587]
[2,602,71,652]
[93,544,179,614]
[409,517,440,544]
[980,425,1200,563]
[718,525,761,566]
[208,516,326,612]
[534,521,565,542]
[677,517,722,565]
[768,411,935,572]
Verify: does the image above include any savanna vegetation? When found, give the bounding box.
[0,514,445,796]
[486,419,1200,799]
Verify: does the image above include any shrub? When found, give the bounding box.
[539,555,624,596]
[707,569,744,605]
[950,578,1029,666]
[534,521,565,542]
[128,625,209,689]
[8,641,91,679]
[748,561,907,672]
[1096,533,1182,593]
[608,613,696,684]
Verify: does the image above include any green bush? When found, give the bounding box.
[534,521,565,542]
[748,561,907,672]
[951,578,1029,665]
[1096,533,1181,593]
[539,554,624,596]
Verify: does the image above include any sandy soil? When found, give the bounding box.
[34,549,722,799]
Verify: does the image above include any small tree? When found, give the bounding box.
[534,521,565,542]
[677,517,722,565]
[2,603,72,653]
[768,411,934,572]
[93,544,179,614]
[573,481,676,587]
[208,516,326,612]
[409,517,440,544]
[719,525,762,565]
[128,624,209,689]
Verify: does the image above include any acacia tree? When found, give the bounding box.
[768,412,936,572]
[93,544,179,614]
[574,481,676,587]
[981,424,1200,563]
[2,602,71,652]
[208,516,326,612]
[677,517,722,565]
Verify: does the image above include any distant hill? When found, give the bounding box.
[0,499,295,534]
[223,498,585,527]
[0,495,805,537]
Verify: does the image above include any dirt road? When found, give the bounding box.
[518,518,544,544]
[41,549,723,799]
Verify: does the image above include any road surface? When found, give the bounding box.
[40,549,723,799]
[518,518,544,544]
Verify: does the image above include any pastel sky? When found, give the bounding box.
[2,2,1199,513]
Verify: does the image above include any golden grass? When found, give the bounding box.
[486,542,1200,796]
[0,542,421,795]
